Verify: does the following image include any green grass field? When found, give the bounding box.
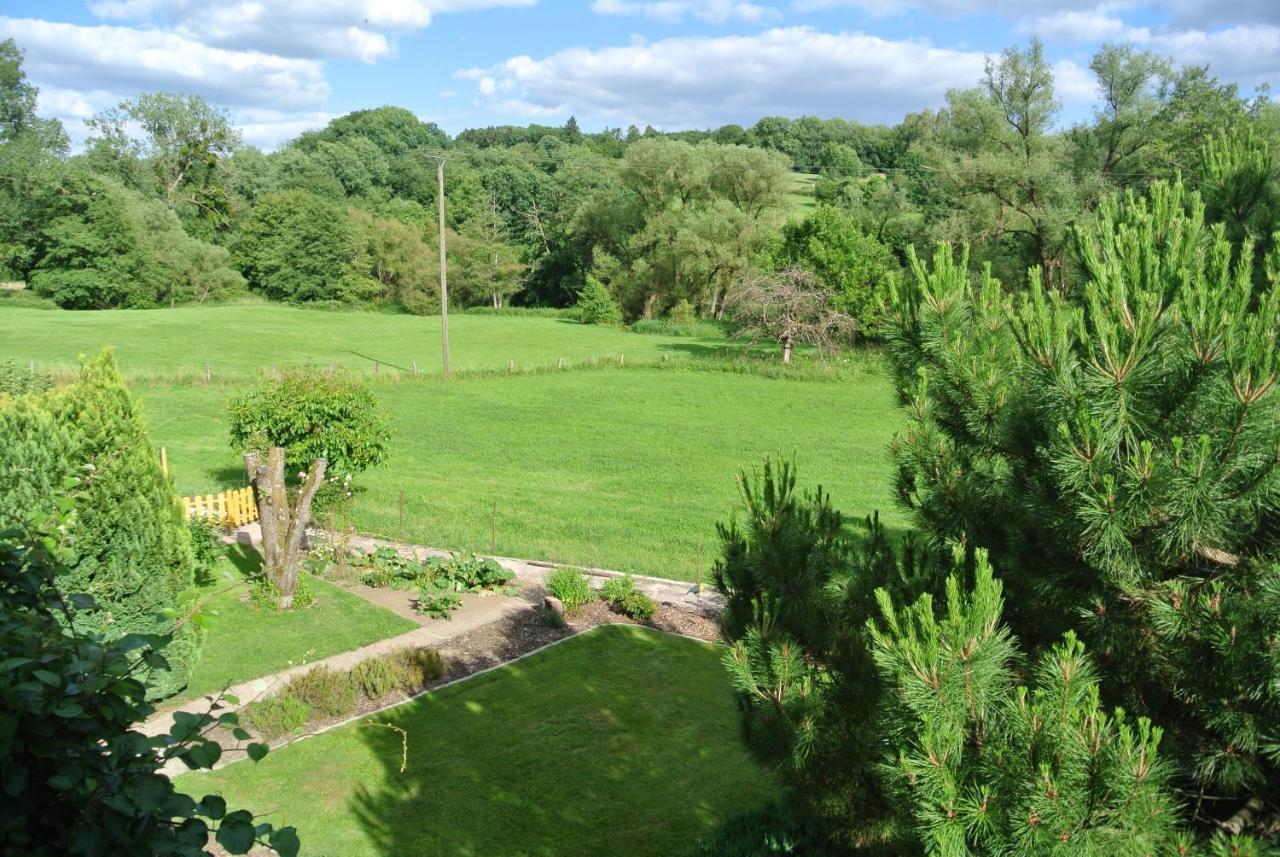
[785,171,818,218]
[0,305,728,382]
[179,625,776,857]
[2,304,905,578]
[140,364,903,579]
[175,546,416,705]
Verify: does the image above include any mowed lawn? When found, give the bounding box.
[174,546,417,706]
[140,365,904,579]
[178,625,776,857]
[0,305,727,381]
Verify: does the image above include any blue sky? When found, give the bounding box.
[2,1,1277,149]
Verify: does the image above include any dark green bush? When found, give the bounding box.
[241,695,311,739]
[686,801,843,857]
[187,516,222,585]
[574,276,622,325]
[351,656,400,700]
[0,350,201,700]
[283,666,357,718]
[547,566,593,611]
[387,646,445,691]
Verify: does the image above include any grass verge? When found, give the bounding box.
[178,624,775,857]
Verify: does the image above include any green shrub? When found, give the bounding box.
[620,590,657,621]
[464,306,578,319]
[351,656,400,700]
[0,358,51,397]
[547,566,593,611]
[0,350,201,700]
[387,646,445,691]
[574,276,622,325]
[187,516,222,584]
[242,695,311,739]
[686,801,840,856]
[283,666,358,718]
[600,574,637,603]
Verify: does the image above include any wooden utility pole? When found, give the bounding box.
[428,152,452,376]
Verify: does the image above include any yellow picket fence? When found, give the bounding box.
[180,486,259,527]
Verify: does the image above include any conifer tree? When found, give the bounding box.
[0,350,200,698]
[885,179,1280,828]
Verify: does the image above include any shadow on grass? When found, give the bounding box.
[346,623,768,857]
[224,542,263,577]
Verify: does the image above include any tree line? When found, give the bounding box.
[1,37,1277,338]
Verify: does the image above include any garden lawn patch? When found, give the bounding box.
[178,624,776,857]
[0,305,728,382]
[172,546,417,705]
[138,366,904,580]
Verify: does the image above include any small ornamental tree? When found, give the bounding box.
[885,179,1280,831]
[228,369,389,609]
[0,511,298,856]
[227,367,390,479]
[575,275,622,325]
[0,350,200,699]
[724,267,857,363]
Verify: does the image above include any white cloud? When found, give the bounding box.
[1024,10,1136,42]
[1139,24,1280,92]
[458,26,989,127]
[89,0,537,63]
[0,17,329,110]
[233,108,338,150]
[592,0,779,24]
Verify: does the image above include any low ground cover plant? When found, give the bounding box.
[350,548,515,618]
[547,566,593,611]
[241,696,311,739]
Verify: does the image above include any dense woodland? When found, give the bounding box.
[2,38,1277,336]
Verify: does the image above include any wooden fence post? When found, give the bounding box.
[159,447,168,479]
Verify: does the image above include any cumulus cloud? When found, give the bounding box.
[88,0,536,63]
[457,27,995,127]
[234,108,339,150]
[0,17,329,110]
[591,0,779,24]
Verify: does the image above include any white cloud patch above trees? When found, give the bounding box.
[591,0,779,24]
[458,26,1104,128]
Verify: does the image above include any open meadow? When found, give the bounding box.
[2,305,904,579]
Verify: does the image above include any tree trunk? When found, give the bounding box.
[244,448,327,609]
[782,334,793,365]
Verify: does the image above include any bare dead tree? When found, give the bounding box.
[723,266,858,364]
[244,447,326,609]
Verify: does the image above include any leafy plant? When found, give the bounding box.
[547,566,593,611]
[601,574,637,603]
[187,516,222,585]
[282,666,357,719]
[0,358,50,397]
[415,588,462,619]
[251,573,314,610]
[241,695,310,739]
[351,656,400,700]
[620,590,657,621]
[0,507,297,856]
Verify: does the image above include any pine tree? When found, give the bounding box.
[885,179,1280,828]
[868,551,1182,856]
[0,350,200,698]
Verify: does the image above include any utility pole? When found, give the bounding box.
[426,151,452,376]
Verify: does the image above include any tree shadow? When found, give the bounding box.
[346,621,768,856]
